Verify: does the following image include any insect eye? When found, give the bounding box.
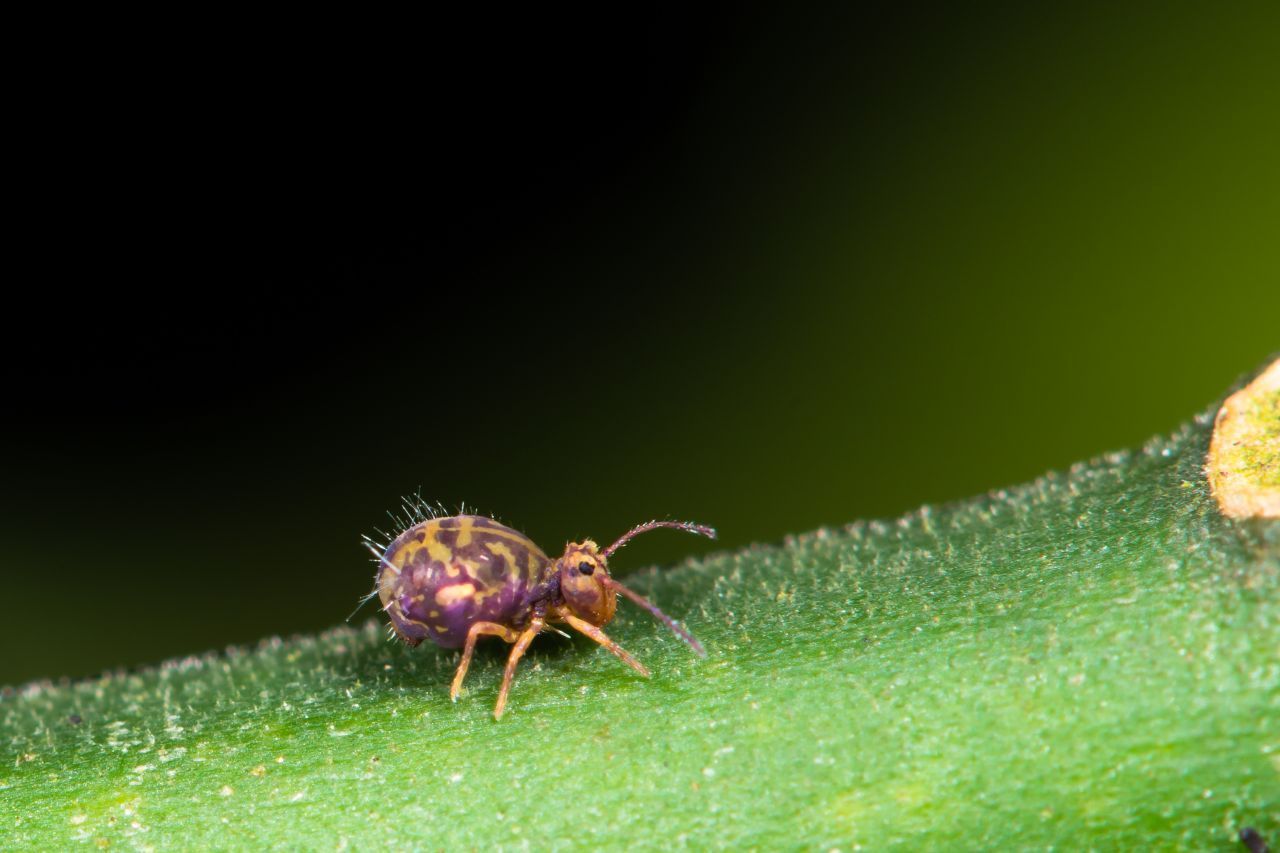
[577,561,595,575]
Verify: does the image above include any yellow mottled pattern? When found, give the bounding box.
[377,558,402,611]
[381,516,554,609]
[472,524,548,556]
[424,526,453,562]
[386,521,456,576]
[483,541,518,578]
[434,583,477,606]
[455,516,475,546]
[472,541,522,603]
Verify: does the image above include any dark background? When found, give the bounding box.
[3,6,1277,685]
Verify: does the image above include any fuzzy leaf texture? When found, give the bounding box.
[3,361,1278,850]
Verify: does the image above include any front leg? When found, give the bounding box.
[559,613,651,678]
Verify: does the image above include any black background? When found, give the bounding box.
[3,5,1277,684]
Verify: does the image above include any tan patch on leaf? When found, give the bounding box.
[1207,358,1280,519]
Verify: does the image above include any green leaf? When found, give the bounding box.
[4,364,1278,850]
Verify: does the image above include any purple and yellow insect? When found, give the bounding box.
[362,510,714,719]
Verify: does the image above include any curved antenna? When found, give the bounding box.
[601,519,717,559]
[606,579,706,657]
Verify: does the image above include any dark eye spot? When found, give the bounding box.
[577,561,595,575]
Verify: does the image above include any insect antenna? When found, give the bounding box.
[601,520,717,558]
[607,579,706,657]
[598,520,713,654]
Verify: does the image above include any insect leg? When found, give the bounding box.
[451,622,521,702]
[559,613,651,678]
[493,615,545,720]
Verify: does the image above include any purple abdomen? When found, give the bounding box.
[377,515,552,648]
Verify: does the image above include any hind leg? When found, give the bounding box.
[451,622,521,702]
